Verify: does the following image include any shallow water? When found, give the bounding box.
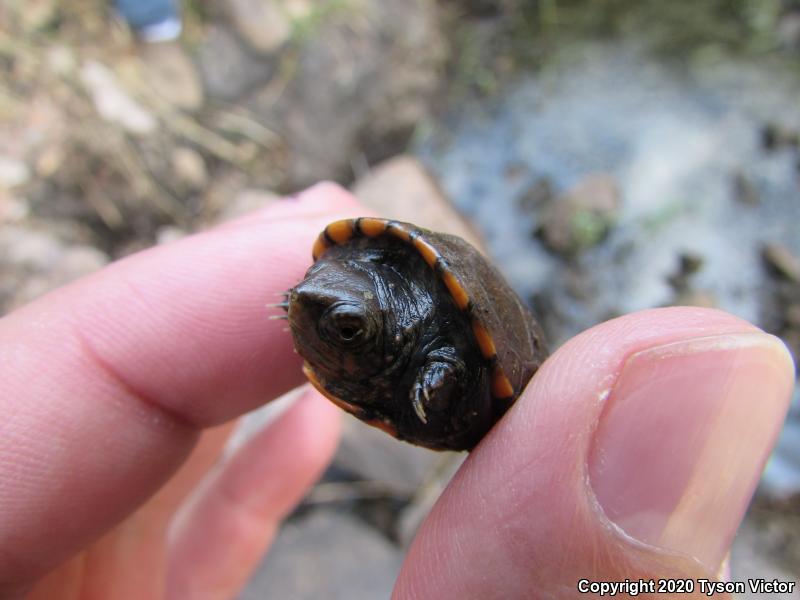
[416,42,800,495]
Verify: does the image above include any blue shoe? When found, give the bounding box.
[115,0,182,42]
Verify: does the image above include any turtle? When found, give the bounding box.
[284,217,548,451]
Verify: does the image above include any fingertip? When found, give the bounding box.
[588,330,794,572]
[396,307,777,598]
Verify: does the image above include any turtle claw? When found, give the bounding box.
[409,351,465,425]
[411,388,428,424]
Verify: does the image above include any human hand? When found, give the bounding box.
[0,183,363,598]
[1,183,794,599]
[395,307,795,598]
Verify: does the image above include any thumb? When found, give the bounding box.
[394,307,795,599]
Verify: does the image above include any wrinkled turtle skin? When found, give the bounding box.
[286,218,548,451]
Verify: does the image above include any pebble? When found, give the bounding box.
[80,61,157,135]
[196,25,275,101]
[138,42,204,111]
[536,173,621,257]
[223,0,307,55]
[762,243,800,283]
[0,225,108,312]
[171,147,208,191]
[353,155,486,251]
[155,226,187,245]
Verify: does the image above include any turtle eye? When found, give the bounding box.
[331,316,363,342]
[320,303,371,348]
[337,322,360,341]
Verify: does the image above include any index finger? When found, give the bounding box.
[0,183,362,587]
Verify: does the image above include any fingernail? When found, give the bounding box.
[589,332,795,571]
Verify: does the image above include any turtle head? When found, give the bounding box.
[288,256,387,382]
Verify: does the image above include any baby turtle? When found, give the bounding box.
[286,218,548,451]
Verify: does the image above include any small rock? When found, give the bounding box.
[0,225,108,312]
[353,155,485,251]
[672,290,717,309]
[223,0,310,54]
[762,243,800,283]
[80,61,157,134]
[0,157,31,189]
[196,25,275,101]
[58,246,109,280]
[536,174,622,257]
[761,123,800,152]
[679,252,704,276]
[241,509,402,599]
[3,226,63,268]
[171,147,208,191]
[666,251,704,292]
[138,41,204,111]
[732,170,760,206]
[155,226,187,245]
[516,177,555,214]
[34,144,65,178]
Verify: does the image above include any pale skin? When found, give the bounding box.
[0,183,795,599]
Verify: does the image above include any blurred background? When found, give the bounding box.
[1,0,798,597]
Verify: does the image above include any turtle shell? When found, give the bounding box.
[287,217,548,451]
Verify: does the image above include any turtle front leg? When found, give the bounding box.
[410,347,465,424]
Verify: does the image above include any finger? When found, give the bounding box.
[165,388,340,599]
[0,182,362,589]
[26,424,238,600]
[394,307,795,599]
